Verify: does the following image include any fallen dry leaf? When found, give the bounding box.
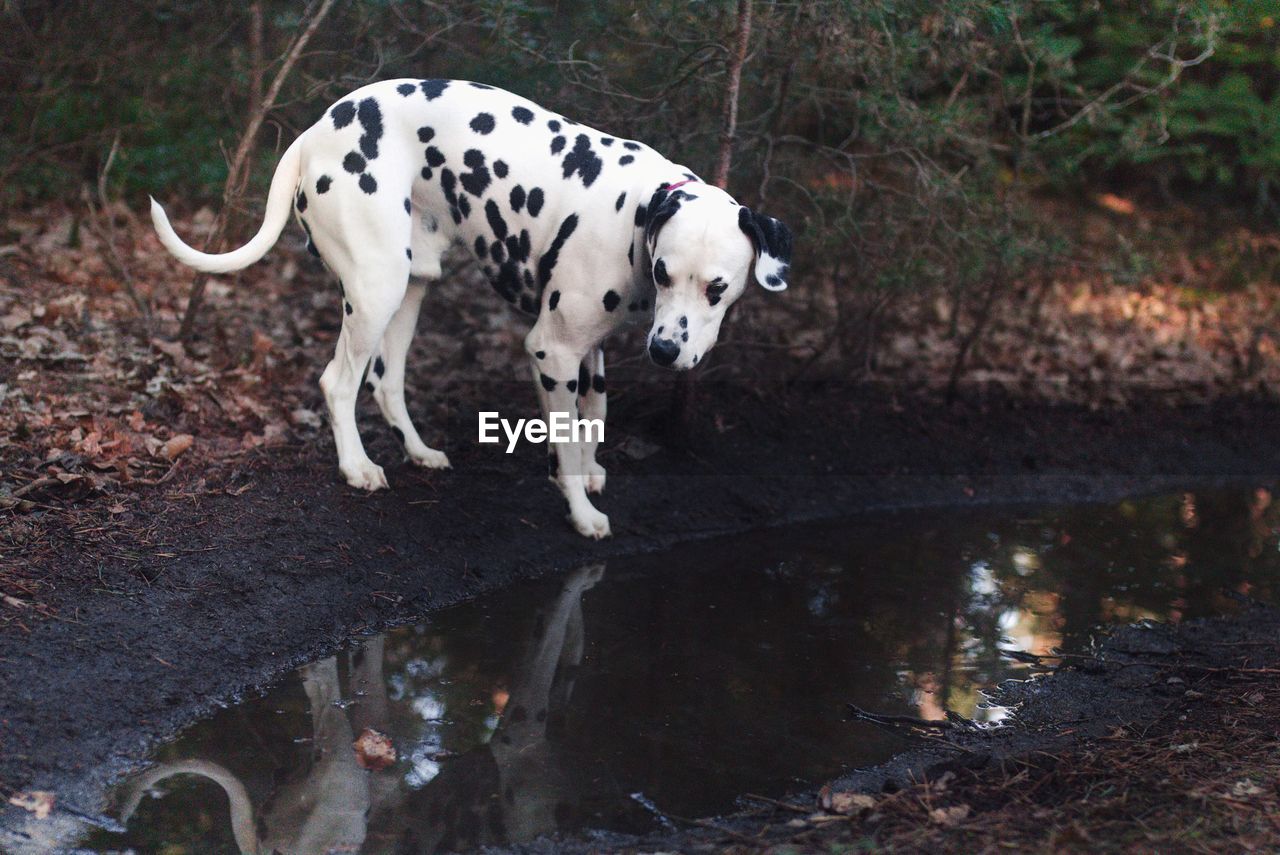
[828,792,877,815]
[161,433,194,460]
[928,804,971,826]
[8,790,55,819]
[818,784,877,815]
[353,727,396,770]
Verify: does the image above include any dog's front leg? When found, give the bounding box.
[577,346,606,494]
[526,337,610,539]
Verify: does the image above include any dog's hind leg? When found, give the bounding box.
[368,282,450,469]
[577,346,606,494]
[319,259,409,491]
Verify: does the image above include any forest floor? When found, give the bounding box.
[3,193,1280,848]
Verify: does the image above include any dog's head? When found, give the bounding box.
[642,182,792,370]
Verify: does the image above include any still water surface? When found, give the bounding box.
[80,486,1280,853]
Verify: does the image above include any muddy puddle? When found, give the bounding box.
[69,486,1280,853]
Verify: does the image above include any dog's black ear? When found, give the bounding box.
[737,207,793,291]
[643,187,684,248]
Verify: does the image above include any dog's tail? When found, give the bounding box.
[149,135,304,274]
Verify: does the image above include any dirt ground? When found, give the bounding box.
[4,383,1280,836]
[5,198,1280,848]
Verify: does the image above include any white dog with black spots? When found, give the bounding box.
[151,79,793,539]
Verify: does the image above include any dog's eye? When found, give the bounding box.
[706,280,728,304]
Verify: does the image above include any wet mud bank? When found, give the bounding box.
[3,387,1280,830]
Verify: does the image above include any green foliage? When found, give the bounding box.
[2,0,1277,299]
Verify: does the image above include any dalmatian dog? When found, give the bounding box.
[150,79,793,538]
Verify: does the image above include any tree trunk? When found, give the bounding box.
[670,0,753,445]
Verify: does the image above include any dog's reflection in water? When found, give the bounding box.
[117,563,604,854]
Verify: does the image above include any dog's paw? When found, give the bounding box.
[342,460,389,492]
[570,507,611,540]
[409,448,451,470]
[585,461,607,494]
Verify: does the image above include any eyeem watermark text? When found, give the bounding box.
[478,411,604,453]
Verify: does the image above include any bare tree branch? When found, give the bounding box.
[179,0,338,342]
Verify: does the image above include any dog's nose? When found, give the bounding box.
[648,337,680,367]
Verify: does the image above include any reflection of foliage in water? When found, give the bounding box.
[85,487,1280,853]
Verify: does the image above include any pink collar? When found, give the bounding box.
[663,178,698,192]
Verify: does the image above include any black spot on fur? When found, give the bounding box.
[441,169,462,223]
[618,155,634,166]
[566,378,577,393]
[679,315,688,328]
[627,241,634,266]
[345,302,353,315]
[470,112,496,134]
[356,97,383,159]
[296,190,307,212]
[490,240,505,264]
[562,134,603,187]
[417,126,435,143]
[420,167,433,181]
[512,106,534,124]
[475,236,488,258]
[527,188,544,217]
[601,137,614,146]
[633,204,648,226]
[682,331,689,341]
[396,83,415,96]
[548,290,560,310]
[520,293,538,313]
[549,135,566,155]
[615,192,626,211]
[578,364,590,396]
[458,195,471,218]
[316,175,332,194]
[509,185,526,212]
[547,119,561,132]
[343,152,366,173]
[537,214,579,288]
[593,374,606,394]
[365,381,375,393]
[484,199,508,240]
[493,159,508,178]
[301,220,320,258]
[460,149,491,196]
[643,187,684,245]
[535,350,545,359]
[374,356,385,378]
[540,373,556,391]
[425,147,446,167]
[653,257,670,286]
[406,247,412,259]
[622,141,641,151]
[331,101,356,128]
[602,290,621,311]
[404,198,411,214]
[358,173,377,194]
[419,79,449,100]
